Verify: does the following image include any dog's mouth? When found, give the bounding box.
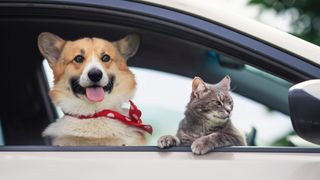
[70,75,115,102]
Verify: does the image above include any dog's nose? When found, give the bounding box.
[88,69,103,82]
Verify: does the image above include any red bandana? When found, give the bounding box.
[65,100,153,134]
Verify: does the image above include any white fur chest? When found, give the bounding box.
[43,115,145,146]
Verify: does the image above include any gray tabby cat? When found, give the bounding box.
[158,76,246,155]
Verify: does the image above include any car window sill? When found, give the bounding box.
[0,146,319,153]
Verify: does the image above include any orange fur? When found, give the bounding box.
[49,36,136,105]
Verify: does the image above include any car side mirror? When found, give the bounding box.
[288,80,320,145]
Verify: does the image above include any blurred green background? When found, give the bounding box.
[249,0,320,45]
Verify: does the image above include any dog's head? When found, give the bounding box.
[38,32,139,114]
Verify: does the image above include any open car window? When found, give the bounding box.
[1,28,317,148]
[1,27,316,147]
[42,47,294,147]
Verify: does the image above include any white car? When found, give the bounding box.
[0,0,319,179]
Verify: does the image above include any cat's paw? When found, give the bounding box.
[191,139,212,155]
[158,135,180,148]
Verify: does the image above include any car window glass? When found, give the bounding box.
[0,120,4,145]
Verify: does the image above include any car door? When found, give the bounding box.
[0,1,319,180]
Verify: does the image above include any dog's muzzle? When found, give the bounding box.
[70,74,115,102]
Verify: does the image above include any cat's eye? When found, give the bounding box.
[215,101,222,106]
[101,54,111,62]
[73,55,84,63]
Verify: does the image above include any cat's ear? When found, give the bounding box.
[218,75,231,91]
[192,76,209,98]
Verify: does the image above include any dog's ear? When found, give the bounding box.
[38,32,65,64]
[114,34,140,60]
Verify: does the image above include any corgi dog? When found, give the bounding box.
[38,32,151,146]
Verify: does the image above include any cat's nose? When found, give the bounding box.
[225,106,232,113]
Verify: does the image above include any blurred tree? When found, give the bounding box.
[249,0,320,45]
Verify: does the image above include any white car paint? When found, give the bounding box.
[290,79,320,100]
[0,152,319,180]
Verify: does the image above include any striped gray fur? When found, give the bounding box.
[158,76,246,155]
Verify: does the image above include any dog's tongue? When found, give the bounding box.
[85,87,105,102]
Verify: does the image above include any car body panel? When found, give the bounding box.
[0,151,319,180]
[143,0,320,65]
[0,1,319,179]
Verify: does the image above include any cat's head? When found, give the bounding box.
[188,76,233,121]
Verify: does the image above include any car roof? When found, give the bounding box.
[142,0,320,65]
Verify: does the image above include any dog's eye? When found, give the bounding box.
[101,54,111,62]
[73,55,84,63]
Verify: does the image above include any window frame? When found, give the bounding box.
[0,0,319,81]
